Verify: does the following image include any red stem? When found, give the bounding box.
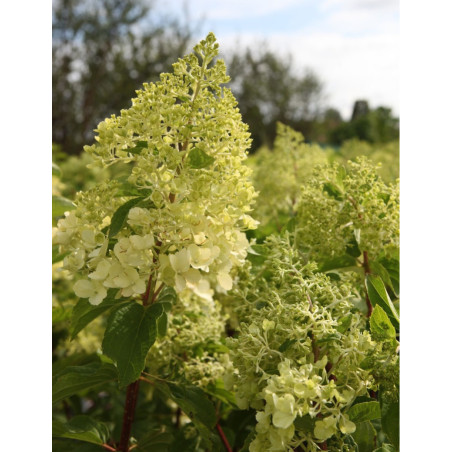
[216,423,233,452]
[118,380,140,452]
[102,444,117,452]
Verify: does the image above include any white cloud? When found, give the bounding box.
[217,30,399,118]
[167,0,303,20]
[321,0,399,12]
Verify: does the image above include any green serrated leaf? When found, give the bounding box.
[53,416,109,445]
[53,196,76,217]
[381,397,399,450]
[351,421,376,452]
[370,305,396,341]
[160,382,217,430]
[187,147,215,169]
[278,338,298,352]
[156,286,177,306]
[294,415,316,432]
[366,274,399,327]
[115,181,153,197]
[52,245,70,264]
[205,380,237,406]
[157,312,168,337]
[316,333,341,344]
[70,289,126,340]
[109,197,146,238]
[370,261,396,294]
[102,303,158,386]
[319,255,358,272]
[127,140,148,155]
[323,182,344,200]
[348,401,381,423]
[346,235,361,258]
[53,362,118,404]
[337,314,353,334]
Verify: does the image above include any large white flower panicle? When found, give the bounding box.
[53,32,257,305]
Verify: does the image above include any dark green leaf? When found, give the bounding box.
[281,217,297,233]
[52,245,70,264]
[109,197,146,238]
[115,181,153,197]
[379,258,399,297]
[348,401,381,423]
[294,415,316,433]
[346,235,361,258]
[102,303,159,386]
[370,305,396,341]
[381,398,399,450]
[278,338,298,352]
[378,192,391,204]
[128,140,148,155]
[157,312,168,337]
[351,421,376,452]
[370,261,396,294]
[187,147,215,169]
[205,380,237,406]
[365,274,399,327]
[53,362,118,404]
[337,314,353,334]
[239,429,256,452]
[316,333,341,344]
[156,286,177,306]
[71,289,126,339]
[53,416,109,445]
[160,382,217,430]
[53,196,76,217]
[319,255,358,272]
[323,182,343,200]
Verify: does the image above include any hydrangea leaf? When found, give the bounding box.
[381,397,399,451]
[52,196,76,218]
[53,362,118,405]
[187,147,215,169]
[351,421,376,452]
[102,302,158,387]
[365,274,399,327]
[347,401,381,423]
[70,289,128,339]
[370,305,396,341]
[52,415,109,445]
[108,196,147,238]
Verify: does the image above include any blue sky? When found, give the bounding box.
[161,0,399,119]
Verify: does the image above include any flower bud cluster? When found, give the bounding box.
[249,123,327,229]
[338,138,399,183]
[226,235,376,451]
[296,157,399,263]
[146,291,230,387]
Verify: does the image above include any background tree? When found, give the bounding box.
[328,101,399,145]
[53,0,194,155]
[226,46,324,151]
